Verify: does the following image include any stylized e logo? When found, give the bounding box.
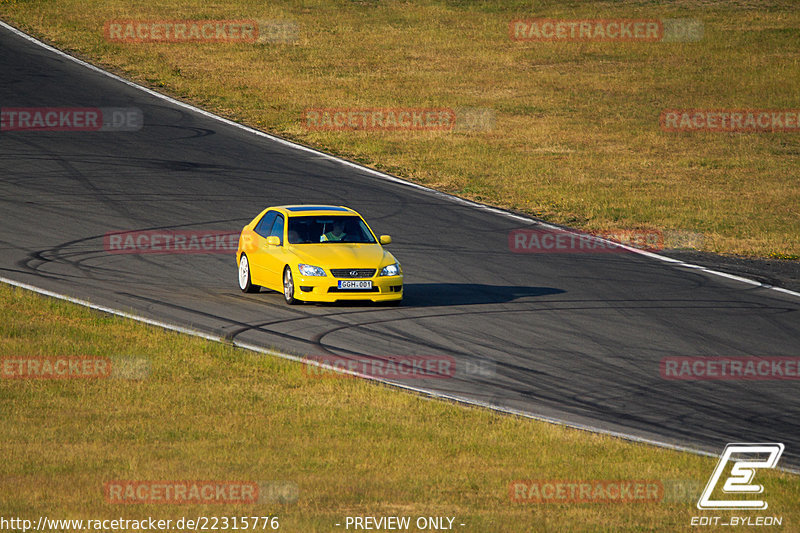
[697,443,784,510]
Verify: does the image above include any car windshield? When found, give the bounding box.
[287,215,377,244]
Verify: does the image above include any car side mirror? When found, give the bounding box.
[266,236,281,246]
[379,235,392,245]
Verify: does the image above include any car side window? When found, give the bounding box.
[269,214,285,245]
[254,211,277,238]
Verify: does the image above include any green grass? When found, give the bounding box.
[1,0,798,257]
[1,283,799,531]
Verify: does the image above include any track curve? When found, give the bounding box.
[1,22,799,468]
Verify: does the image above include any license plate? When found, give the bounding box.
[338,280,372,290]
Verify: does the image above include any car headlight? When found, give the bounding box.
[298,264,326,277]
[379,263,400,277]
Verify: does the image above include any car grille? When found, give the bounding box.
[330,268,376,279]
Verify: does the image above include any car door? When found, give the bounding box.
[261,213,287,287]
[248,210,277,287]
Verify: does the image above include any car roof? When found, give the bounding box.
[274,205,358,216]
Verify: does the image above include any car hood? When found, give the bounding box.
[288,243,395,269]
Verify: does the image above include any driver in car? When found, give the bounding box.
[321,220,347,242]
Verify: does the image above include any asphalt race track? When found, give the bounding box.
[2,23,799,468]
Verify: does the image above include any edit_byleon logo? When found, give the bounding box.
[697,443,784,510]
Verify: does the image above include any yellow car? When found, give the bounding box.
[236,205,403,304]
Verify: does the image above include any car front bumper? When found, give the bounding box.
[294,274,403,302]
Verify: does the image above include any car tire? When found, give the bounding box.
[238,254,260,293]
[283,266,300,305]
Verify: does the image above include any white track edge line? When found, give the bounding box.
[1,19,798,301]
[2,275,799,475]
